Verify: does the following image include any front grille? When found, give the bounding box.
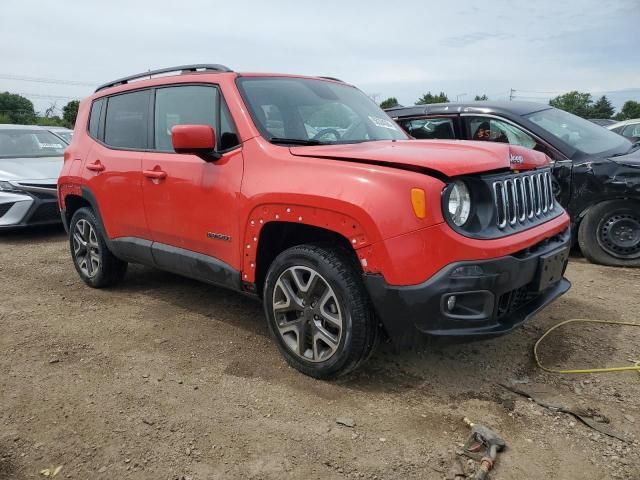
[28,202,60,223]
[492,169,555,230]
[17,183,57,190]
[0,202,15,218]
[29,190,57,200]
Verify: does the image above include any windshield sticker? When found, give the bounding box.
[39,143,63,149]
[368,116,398,131]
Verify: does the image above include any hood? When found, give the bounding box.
[289,140,549,177]
[0,156,64,181]
[609,146,640,169]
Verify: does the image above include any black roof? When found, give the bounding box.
[386,100,552,118]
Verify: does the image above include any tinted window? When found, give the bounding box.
[154,86,218,152]
[88,99,104,139]
[104,90,150,149]
[399,118,455,140]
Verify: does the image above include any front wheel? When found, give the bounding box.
[69,207,128,287]
[578,200,640,267]
[263,244,378,379]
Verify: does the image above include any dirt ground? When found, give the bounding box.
[1,226,639,480]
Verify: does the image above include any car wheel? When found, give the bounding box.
[263,244,378,379]
[69,207,128,287]
[578,200,640,267]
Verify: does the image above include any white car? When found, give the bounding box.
[47,126,73,144]
[0,124,65,228]
[607,118,640,142]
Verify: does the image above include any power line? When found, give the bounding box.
[0,73,97,87]
[18,92,79,100]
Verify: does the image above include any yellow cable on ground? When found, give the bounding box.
[534,318,640,374]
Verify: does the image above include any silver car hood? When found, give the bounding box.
[0,156,64,182]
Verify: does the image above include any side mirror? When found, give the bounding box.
[171,124,220,161]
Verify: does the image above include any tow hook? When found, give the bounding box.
[462,417,506,480]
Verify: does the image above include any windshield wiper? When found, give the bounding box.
[269,137,324,146]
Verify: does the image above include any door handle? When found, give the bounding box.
[143,169,167,180]
[86,160,105,172]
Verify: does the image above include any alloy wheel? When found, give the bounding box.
[272,266,343,362]
[72,219,101,277]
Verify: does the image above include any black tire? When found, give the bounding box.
[69,207,128,287]
[578,200,640,267]
[263,244,378,379]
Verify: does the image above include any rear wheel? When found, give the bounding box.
[578,200,640,267]
[263,244,378,379]
[69,207,128,287]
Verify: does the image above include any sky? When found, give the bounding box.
[1,0,639,116]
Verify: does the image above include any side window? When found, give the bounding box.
[88,98,104,139]
[465,116,567,160]
[399,118,455,140]
[623,123,640,138]
[154,85,218,152]
[466,117,537,149]
[104,90,150,149]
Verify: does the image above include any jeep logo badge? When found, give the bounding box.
[510,154,524,165]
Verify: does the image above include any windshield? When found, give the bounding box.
[237,77,407,145]
[52,130,73,143]
[0,129,66,158]
[524,107,630,155]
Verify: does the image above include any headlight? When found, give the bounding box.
[447,180,471,226]
[0,181,20,192]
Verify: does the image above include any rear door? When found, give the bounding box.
[84,90,151,240]
[141,84,243,281]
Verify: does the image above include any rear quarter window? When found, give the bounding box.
[88,98,104,139]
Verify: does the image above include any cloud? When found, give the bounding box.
[439,32,505,48]
[0,0,637,113]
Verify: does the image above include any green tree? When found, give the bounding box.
[63,100,80,127]
[379,97,399,109]
[36,116,65,126]
[549,91,593,118]
[614,100,640,121]
[590,96,615,119]
[415,91,449,105]
[474,94,488,101]
[0,91,37,124]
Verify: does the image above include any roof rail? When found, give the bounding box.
[318,76,344,83]
[95,64,233,92]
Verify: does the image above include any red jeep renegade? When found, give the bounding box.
[59,64,571,378]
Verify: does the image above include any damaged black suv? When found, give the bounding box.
[387,102,640,267]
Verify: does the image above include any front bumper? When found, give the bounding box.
[0,185,60,229]
[364,228,571,347]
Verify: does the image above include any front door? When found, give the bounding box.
[141,84,243,278]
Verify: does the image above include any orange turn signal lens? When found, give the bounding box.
[410,188,426,219]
